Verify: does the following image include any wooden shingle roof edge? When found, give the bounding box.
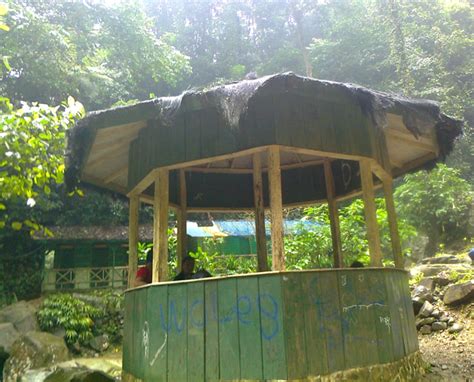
[65,72,463,190]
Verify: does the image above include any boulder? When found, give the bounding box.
[412,285,434,303]
[421,255,467,264]
[411,264,471,278]
[0,323,20,354]
[420,325,431,335]
[3,331,70,382]
[89,335,110,353]
[416,317,435,328]
[432,322,447,331]
[412,297,424,315]
[431,309,440,318]
[418,277,435,291]
[443,281,474,305]
[432,274,450,287]
[418,301,434,318]
[0,301,39,334]
[21,365,114,382]
[448,323,464,333]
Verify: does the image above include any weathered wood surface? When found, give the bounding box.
[360,159,383,266]
[152,169,169,282]
[177,169,187,271]
[127,195,139,288]
[268,146,285,271]
[252,153,268,272]
[383,177,404,268]
[123,269,418,381]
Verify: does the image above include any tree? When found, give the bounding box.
[1,1,191,110]
[0,97,84,231]
[394,164,473,255]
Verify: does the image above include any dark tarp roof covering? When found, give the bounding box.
[65,73,462,208]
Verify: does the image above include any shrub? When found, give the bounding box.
[37,294,101,345]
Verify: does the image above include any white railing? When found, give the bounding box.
[42,266,129,292]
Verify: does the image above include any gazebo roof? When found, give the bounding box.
[66,73,462,210]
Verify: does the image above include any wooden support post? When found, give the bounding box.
[267,146,285,271]
[360,160,383,267]
[127,195,139,288]
[324,160,343,268]
[176,169,187,272]
[153,169,169,282]
[383,177,404,269]
[253,153,269,271]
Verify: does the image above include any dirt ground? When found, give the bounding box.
[420,304,473,381]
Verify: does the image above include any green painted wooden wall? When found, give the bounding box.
[123,269,418,381]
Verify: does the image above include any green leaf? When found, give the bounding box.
[11,222,23,230]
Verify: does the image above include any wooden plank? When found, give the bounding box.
[167,284,188,381]
[384,272,406,360]
[399,272,419,353]
[259,275,287,380]
[218,278,240,380]
[383,177,404,268]
[177,169,187,272]
[302,272,328,376]
[385,128,436,152]
[187,282,205,381]
[282,273,308,379]
[390,272,410,356]
[145,285,169,381]
[253,153,268,272]
[204,281,220,381]
[153,169,169,282]
[339,270,379,368]
[367,271,394,364]
[324,159,343,268]
[267,146,285,271]
[132,289,147,380]
[237,277,264,380]
[128,196,139,288]
[122,292,134,375]
[359,160,383,266]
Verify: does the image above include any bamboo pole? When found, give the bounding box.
[127,195,139,288]
[252,153,269,271]
[267,146,285,271]
[153,169,169,282]
[323,160,343,268]
[383,177,404,268]
[176,169,187,271]
[359,160,383,267]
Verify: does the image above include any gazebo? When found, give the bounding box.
[66,73,461,381]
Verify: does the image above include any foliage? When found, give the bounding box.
[91,290,124,343]
[409,272,425,287]
[395,164,473,252]
[37,293,101,346]
[0,97,83,232]
[285,198,416,268]
[189,246,256,276]
[1,1,191,110]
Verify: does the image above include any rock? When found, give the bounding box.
[448,323,464,333]
[443,281,474,305]
[0,323,20,354]
[51,327,66,339]
[0,301,39,334]
[412,296,424,315]
[431,309,440,318]
[3,331,70,381]
[433,274,450,287]
[421,255,471,264]
[420,325,432,335]
[21,365,115,381]
[412,285,434,303]
[432,321,447,331]
[416,317,435,328]
[89,335,110,353]
[441,364,448,370]
[448,317,455,325]
[418,277,436,291]
[439,314,449,322]
[418,301,434,318]
[411,264,471,278]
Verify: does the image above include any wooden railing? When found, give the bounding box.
[42,266,129,292]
